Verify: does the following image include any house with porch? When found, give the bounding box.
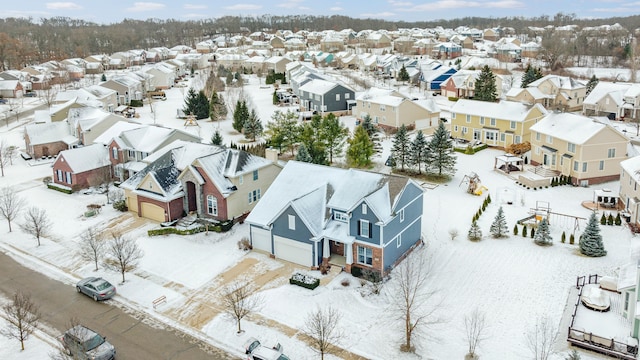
[298,79,355,116]
[52,143,111,191]
[450,99,547,148]
[120,141,281,223]
[582,81,632,120]
[618,156,640,226]
[245,161,423,275]
[511,74,587,112]
[440,69,504,99]
[529,112,628,186]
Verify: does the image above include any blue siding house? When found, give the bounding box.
[245,161,423,275]
[298,79,356,115]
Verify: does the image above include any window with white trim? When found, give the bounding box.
[253,170,259,180]
[582,162,587,172]
[574,160,578,171]
[399,209,404,222]
[288,214,295,230]
[334,211,348,222]
[56,169,63,182]
[490,118,496,126]
[466,114,470,123]
[396,234,402,248]
[111,147,118,160]
[207,195,218,215]
[357,246,373,265]
[359,220,370,238]
[536,132,540,141]
[510,121,516,129]
[567,143,576,153]
[546,135,553,144]
[362,204,367,214]
[599,160,604,171]
[608,148,616,158]
[336,94,340,101]
[500,133,505,142]
[239,175,243,185]
[480,116,485,125]
[515,135,521,144]
[65,172,72,184]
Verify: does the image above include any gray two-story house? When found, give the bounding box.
[246,161,423,275]
[297,79,355,116]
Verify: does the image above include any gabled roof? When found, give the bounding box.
[530,112,618,145]
[246,161,414,233]
[68,107,118,132]
[25,122,71,145]
[114,125,199,153]
[451,99,547,122]
[57,143,110,173]
[299,78,353,95]
[583,81,630,106]
[528,74,585,90]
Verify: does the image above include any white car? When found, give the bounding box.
[243,337,289,360]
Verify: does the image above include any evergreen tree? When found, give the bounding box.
[193,90,210,119]
[522,225,528,237]
[513,224,519,236]
[579,212,607,257]
[299,115,327,165]
[233,100,249,133]
[427,122,457,176]
[521,64,543,88]
[100,73,107,82]
[346,125,374,168]
[320,113,348,164]
[615,213,622,226]
[183,88,199,117]
[530,227,535,238]
[243,109,263,141]
[561,231,566,243]
[607,213,614,226]
[265,110,300,156]
[409,130,429,174]
[273,90,280,105]
[361,115,382,155]
[398,64,410,83]
[295,143,313,163]
[225,72,234,86]
[210,129,223,146]
[474,65,497,102]
[565,349,581,360]
[585,75,599,95]
[468,221,482,241]
[209,90,227,121]
[534,218,553,246]
[600,213,606,225]
[392,124,410,171]
[490,206,508,238]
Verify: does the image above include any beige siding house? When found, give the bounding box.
[620,156,640,225]
[450,99,548,148]
[530,112,628,185]
[353,88,440,130]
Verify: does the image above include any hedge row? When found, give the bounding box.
[289,272,320,290]
[147,220,234,236]
[47,183,72,194]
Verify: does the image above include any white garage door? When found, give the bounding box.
[140,202,165,222]
[250,226,271,253]
[274,236,313,267]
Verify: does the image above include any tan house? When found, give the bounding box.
[354,88,440,131]
[508,75,587,112]
[529,112,628,186]
[450,99,548,148]
[440,70,504,99]
[619,156,640,225]
[582,81,632,119]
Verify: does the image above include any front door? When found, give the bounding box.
[330,240,344,256]
[186,181,197,213]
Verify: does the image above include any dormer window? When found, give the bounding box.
[334,211,348,222]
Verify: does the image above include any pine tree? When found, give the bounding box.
[521,64,543,88]
[265,110,300,156]
[522,225,528,237]
[530,227,535,238]
[600,213,607,225]
[607,214,614,226]
[233,100,249,133]
[585,75,599,95]
[101,73,107,82]
[513,224,519,236]
[183,88,199,117]
[468,221,482,241]
[295,143,313,163]
[490,206,508,238]
[273,90,280,105]
[321,113,348,164]
[565,349,581,360]
[409,130,429,174]
[569,233,575,244]
[346,125,374,168]
[243,109,263,141]
[579,212,607,257]
[361,115,382,155]
[534,218,553,246]
[615,213,622,226]
[299,115,327,165]
[210,129,223,146]
[398,64,410,83]
[427,122,457,176]
[474,65,497,102]
[193,90,210,119]
[561,231,566,243]
[392,124,410,171]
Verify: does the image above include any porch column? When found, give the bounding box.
[322,238,330,265]
[345,243,353,273]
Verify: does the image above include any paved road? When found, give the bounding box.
[0,251,237,360]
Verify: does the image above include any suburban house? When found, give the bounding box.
[420,63,457,93]
[24,122,78,158]
[615,261,640,340]
[120,141,281,223]
[144,62,177,90]
[620,84,640,121]
[354,87,440,131]
[105,124,201,181]
[100,75,144,105]
[450,99,548,148]
[52,143,111,191]
[245,161,424,275]
[297,79,355,116]
[440,69,504,99]
[67,107,123,146]
[508,75,586,112]
[582,81,633,120]
[529,112,628,186]
[620,156,640,226]
[0,80,24,98]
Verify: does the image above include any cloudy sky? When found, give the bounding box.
[2,1,637,24]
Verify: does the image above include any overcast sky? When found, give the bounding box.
[2,1,637,24]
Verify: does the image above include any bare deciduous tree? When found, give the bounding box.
[0,138,16,176]
[220,279,263,334]
[20,207,52,246]
[525,316,558,360]
[303,305,343,360]
[464,308,487,359]
[0,186,25,232]
[78,227,105,271]
[1,290,40,351]
[104,232,144,283]
[388,252,443,353]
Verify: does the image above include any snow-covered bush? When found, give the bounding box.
[290,272,320,290]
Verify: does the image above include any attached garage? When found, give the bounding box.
[274,236,313,267]
[250,226,272,253]
[140,202,166,222]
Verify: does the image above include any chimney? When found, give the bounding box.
[265,147,279,163]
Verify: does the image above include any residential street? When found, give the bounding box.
[0,250,238,360]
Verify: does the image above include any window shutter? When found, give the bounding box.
[368,223,372,238]
[357,220,361,236]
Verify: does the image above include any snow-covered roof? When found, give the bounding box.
[246,161,410,235]
[93,121,143,146]
[25,122,71,145]
[298,78,339,95]
[529,112,609,145]
[451,99,547,122]
[57,143,110,173]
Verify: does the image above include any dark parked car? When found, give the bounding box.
[76,277,116,301]
[61,325,116,360]
[24,92,37,97]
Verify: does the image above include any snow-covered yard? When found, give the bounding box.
[0,73,637,359]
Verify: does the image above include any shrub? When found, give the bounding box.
[129,99,143,107]
[147,226,207,236]
[615,213,622,226]
[47,183,72,194]
[522,225,528,237]
[513,224,519,236]
[607,214,614,226]
[600,213,607,225]
[530,228,535,238]
[319,262,330,275]
[561,231,566,243]
[42,176,52,186]
[351,266,362,278]
[289,272,320,290]
[113,200,128,212]
[569,233,575,245]
[237,237,252,250]
[486,194,491,204]
[464,145,475,155]
[341,278,350,287]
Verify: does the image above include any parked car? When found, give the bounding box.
[243,337,289,360]
[61,325,116,360]
[0,98,6,104]
[24,92,37,97]
[76,277,116,301]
